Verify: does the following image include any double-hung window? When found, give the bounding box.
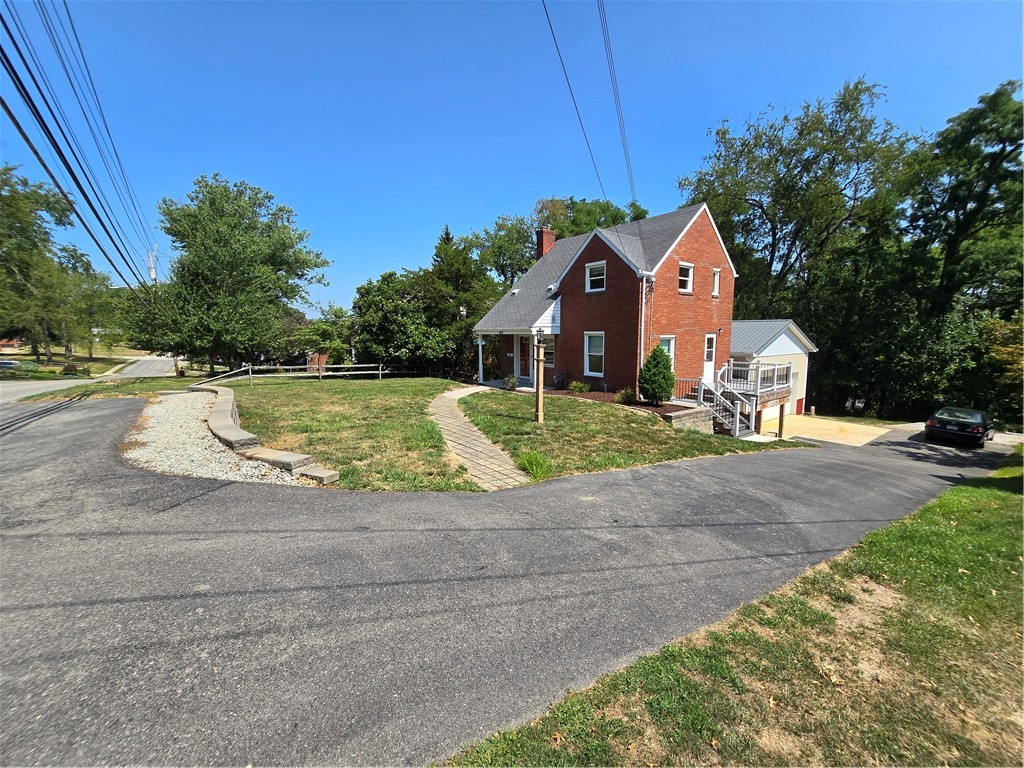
[584,332,605,376]
[658,336,675,367]
[586,261,606,292]
[678,262,694,294]
[544,336,556,368]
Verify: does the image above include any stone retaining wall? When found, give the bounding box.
[661,406,714,434]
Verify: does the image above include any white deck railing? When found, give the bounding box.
[719,361,792,395]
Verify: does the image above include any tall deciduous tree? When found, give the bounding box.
[679,79,908,319]
[0,166,74,361]
[473,214,536,289]
[132,174,328,371]
[905,80,1023,318]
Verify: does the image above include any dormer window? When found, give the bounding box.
[586,261,606,293]
[678,262,694,294]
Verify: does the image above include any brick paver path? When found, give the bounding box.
[428,386,531,491]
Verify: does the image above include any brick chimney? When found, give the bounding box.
[536,227,556,260]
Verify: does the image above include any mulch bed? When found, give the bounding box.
[544,389,686,417]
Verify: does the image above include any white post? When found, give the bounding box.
[476,336,485,384]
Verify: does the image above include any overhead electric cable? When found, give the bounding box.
[7,0,151,262]
[55,0,157,244]
[33,0,152,251]
[0,40,150,287]
[1,12,150,286]
[597,0,636,204]
[540,0,608,201]
[0,93,143,296]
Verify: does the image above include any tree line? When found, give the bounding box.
[680,79,1021,426]
[2,80,1018,426]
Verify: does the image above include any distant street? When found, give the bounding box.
[0,356,175,407]
[116,356,176,377]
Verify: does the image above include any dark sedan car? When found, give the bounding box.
[924,407,995,447]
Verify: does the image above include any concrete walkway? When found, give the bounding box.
[428,386,530,490]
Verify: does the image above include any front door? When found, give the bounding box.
[519,336,531,379]
[702,334,717,384]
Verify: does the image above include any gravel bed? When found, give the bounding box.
[122,392,300,485]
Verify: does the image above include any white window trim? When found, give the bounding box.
[585,261,607,293]
[678,262,694,294]
[712,268,721,297]
[658,335,676,368]
[583,331,605,377]
[544,336,556,368]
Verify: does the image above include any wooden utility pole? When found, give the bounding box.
[534,332,545,424]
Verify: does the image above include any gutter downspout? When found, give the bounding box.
[638,271,655,384]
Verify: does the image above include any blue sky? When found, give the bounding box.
[1,0,1021,310]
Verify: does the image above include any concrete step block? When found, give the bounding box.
[236,447,314,471]
[297,465,340,485]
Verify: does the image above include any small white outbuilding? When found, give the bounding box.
[730,319,818,423]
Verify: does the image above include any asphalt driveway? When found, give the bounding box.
[0,398,1010,766]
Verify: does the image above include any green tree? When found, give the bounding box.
[474,214,537,289]
[678,79,908,319]
[534,196,647,239]
[905,80,1023,318]
[350,270,453,368]
[140,174,328,371]
[638,346,675,405]
[0,166,74,362]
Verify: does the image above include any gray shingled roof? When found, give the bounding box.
[475,205,705,333]
[731,319,818,356]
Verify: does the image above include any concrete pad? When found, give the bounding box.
[237,447,314,471]
[297,465,340,485]
[761,413,890,447]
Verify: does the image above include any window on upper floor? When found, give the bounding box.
[586,261,606,293]
[678,262,694,294]
[712,269,721,297]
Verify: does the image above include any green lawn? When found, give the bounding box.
[225,377,480,492]
[449,447,1024,767]
[459,390,803,480]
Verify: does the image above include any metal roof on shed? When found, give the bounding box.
[730,319,818,356]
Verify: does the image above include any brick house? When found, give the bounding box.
[473,204,803,436]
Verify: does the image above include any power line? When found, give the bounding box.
[597,0,636,204]
[56,0,158,244]
[0,37,150,288]
[1,8,151,286]
[34,0,152,252]
[7,0,151,265]
[0,93,143,297]
[540,0,608,201]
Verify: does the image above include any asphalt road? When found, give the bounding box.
[0,398,1010,766]
[0,356,176,407]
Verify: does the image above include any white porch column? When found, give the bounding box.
[476,336,485,384]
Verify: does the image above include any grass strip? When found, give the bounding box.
[459,390,804,480]
[449,446,1023,766]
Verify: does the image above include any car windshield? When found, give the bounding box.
[935,407,983,423]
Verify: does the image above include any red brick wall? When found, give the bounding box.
[642,209,735,380]
[556,237,641,392]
